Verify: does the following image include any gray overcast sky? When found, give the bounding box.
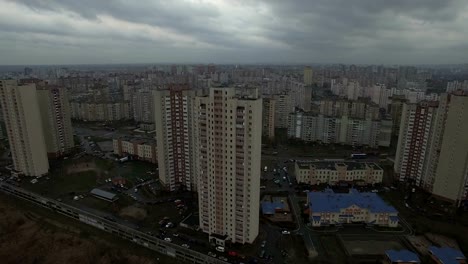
[1,0,467,65]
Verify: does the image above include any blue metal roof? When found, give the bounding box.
[385,250,420,263]
[308,188,398,214]
[428,246,466,264]
[261,201,285,215]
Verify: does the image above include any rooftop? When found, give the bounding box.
[90,188,117,201]
[296,161,382,171]
[115,136,156,145]
[385,250,420,263]
[308,188,397,214]
[261,201,286,215]
[428,246,466,264]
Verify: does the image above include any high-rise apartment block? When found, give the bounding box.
[0,80,49,176]
[388,95,407,136]
[304,66,313,86]
[395,93,468,205]
[288,112,392,148]
[194,87,262,245]
[446,80,468,93]
[394,101,439,187]
[431,93,468,204]
[262,98,275,140]
[273,93,292,128]
[70,101,131,121]
[154,85,196,191]
[319,99,380,120]
[35,82,74,157]
[133,89,155,124]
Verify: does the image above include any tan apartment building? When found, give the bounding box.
[295,161,383,185]
[395,92,468,206]
[0,80,49,176]
[194,87,262,245]
[113,137,157,164]
[431,93,468,205]
[35,83,74,157]
[303,66,313,86]
[388,95,407,136]
[154,84,196,191]
[262,98,275,140]
[273,93,292,128]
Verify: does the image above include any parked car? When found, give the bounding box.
[281,230,290,235]
[208,252,216,257]
[215,246,225,252]
[182,244,190,249]
[164,237,172,242]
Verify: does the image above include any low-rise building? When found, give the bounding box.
[384,250,420,264]
[428,246,466,264]
[90,188,118,202]
[113,137,157,164]
[295,161,383,185]
[308,189,399,227]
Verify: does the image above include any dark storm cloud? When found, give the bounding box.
[0,0,467,64]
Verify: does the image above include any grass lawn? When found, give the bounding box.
[116,161,156,186]
[95,158,115,171]
[25,170,98,198]
[319,235,347,263]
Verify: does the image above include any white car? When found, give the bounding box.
[30,179,38,184]
[215,246,225,252]
[164,237,172,242]
[281,230,291,235]
[182,244,190,249]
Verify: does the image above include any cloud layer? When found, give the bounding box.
[1,0,467,65]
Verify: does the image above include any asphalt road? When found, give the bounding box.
[261,162,319,259]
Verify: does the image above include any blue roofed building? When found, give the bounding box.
[385,249,420,263]
[261,201,285,215]
[307,188,399,227]
[428,246,466,264]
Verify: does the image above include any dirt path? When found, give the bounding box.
[66,161,98,174]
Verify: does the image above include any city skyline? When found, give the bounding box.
[1,0,468,65]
